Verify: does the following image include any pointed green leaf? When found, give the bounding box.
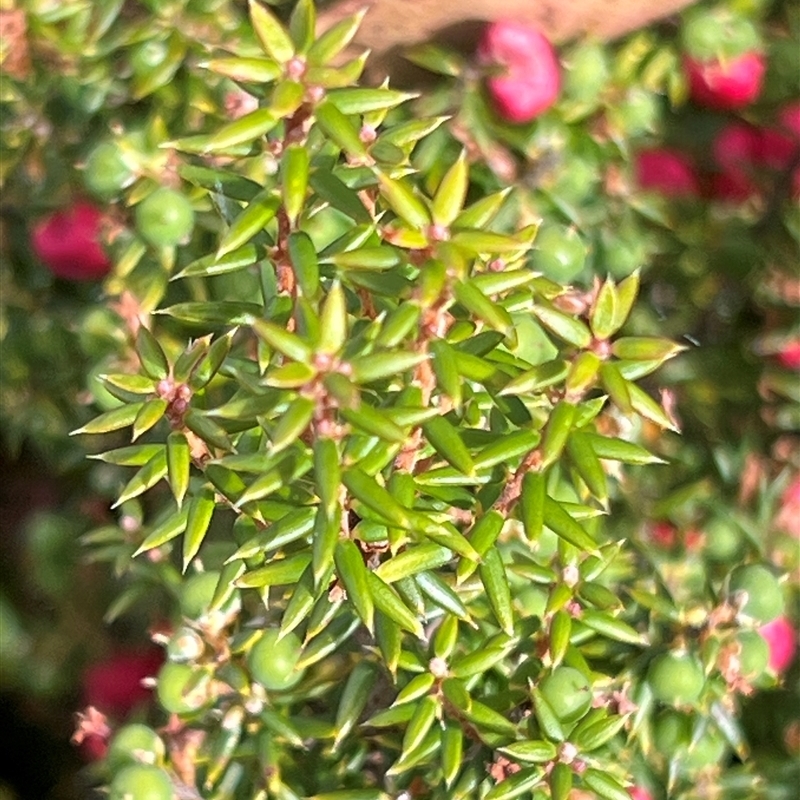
[134,506,190,556]
[542,496,598,553]
[132,398,168,441]
[540,400,576,469]
[281,145,310,227]
[334,661,378,748]
[456,278,514,327]
[580,609,646,646]
[339,404,407,444]
[628,383,679,431]
[270,396,315,454]
[249,0,294,62]
[280,563,319,637]
[236,552,312,589]
[497,740,557,764]
[455,510,503,584]
[318,281,348,354]
[533,304,592,349]
[374,543,452,584]
[572,715,628,752]
[581,432,664,465]
[612,337,685,362]
[454,187,512,230]
[367,572,424,639]
[550,763,572,800]
[429,339,461,407]
[136,325,169,380]
[600,362,633,415]
[183,488,216,571]
[441,723,463,789]
[415,571,470,621]
[401,696,437,756]
[207,108,278,152]
[113,449,168,508]
[174,245,259,280]
[296,613,358,669]
[530,685,565,742]
[179,164,261,203]
[342,468,408,527]
[590,278,618,341]
[328,246,404,271]
[217,190,280,258]
[350,350,428,384]
[264,361,318,389]
[310,170,372,223]
[479,548,514,635]
[184,410,234,452]
[422,415,474,475]
[202,56,281,84]
[90,444,163,467]
[375,170,430,230]
[253,319,313,363]
[312,506,340,587]
[71,402,145,436]
[581,769,631,800]
[288,0,315,53]
[314,437,341,518]
[567,430,608,501]
[612,270,640,333]
[167,432,191,508]
[432,150,468,227]
[307,7,367,66]
[315,100,369,159]
[473,429,540,471]
[334,539,374,633]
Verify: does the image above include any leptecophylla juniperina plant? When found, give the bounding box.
[66,2,770,799]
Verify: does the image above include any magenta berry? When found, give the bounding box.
[32,201,112,281]
[776,340,800,370]
[478,20,560,124]
[759,616,797,673]
[635,148,700,198]
[684,51,766,110]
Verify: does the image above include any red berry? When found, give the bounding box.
[31,201,112,281]
[79,734,109,762]
[649,520,678,548]
[684,51,766,109]
[777,340,800,370]
[713,122,761,172]
[708,171,758,202]
[82,647,164,718]
[754,128,798,171]
[759,616,797,673]
[635,148,700,198]
[629,787,654,800]
[478,20,560,123]
[779,102,800,140]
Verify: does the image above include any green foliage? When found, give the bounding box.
[1,1,798,799]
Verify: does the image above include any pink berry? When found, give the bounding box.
[759,616,797,673]
[32,201,111,281]
[782,475,800,508]
[635,148,700,197]
[777,340,800,370]
[478,20,560,123]
[629,787,654,800]
[684,51,766,109]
